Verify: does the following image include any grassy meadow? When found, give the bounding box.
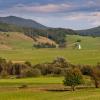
[0,77,63,87]
[0,33,100,65]
[0,77,99,100]
[0,32,100,100]
[0,48,100,65]
[1,88,100,100]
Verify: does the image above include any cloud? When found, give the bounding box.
[0,1,100,14]
[7,3,72,13]
[63,12,100,27]
[0,1,100,29]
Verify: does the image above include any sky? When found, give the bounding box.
[0,0,100,30]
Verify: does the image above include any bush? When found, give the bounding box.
[34,64,48,75]
[81,65,92,75]
[34,43,56,48]
[31,68,41,77]
[24,61,32,67]
[91,67,100,88]
[0,70,8,78]
[63,68,83,91]
[21,68,41,77]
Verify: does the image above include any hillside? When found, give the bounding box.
[0,32,34,49]
[77,26,100,36]
[0,35,100,64]
[0,32,57,50]
[35,36,57,45]
[67,35,100,50]
[0,16,77,46]
[0,16,47,29]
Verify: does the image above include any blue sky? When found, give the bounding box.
[0,0,100,29]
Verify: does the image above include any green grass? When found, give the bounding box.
[0,88,100,100]
[0,77,63,87]
[67,35,100,50]
[0,49,100,65]
[0,34,100,65]
[0,77,99,100]
[0,32,34,49]
[0,32,100,100]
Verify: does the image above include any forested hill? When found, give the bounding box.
[77,26,100,36]
[0,16,47,29]
[0,16,77,46]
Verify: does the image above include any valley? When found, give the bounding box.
[0,15,100,100]
[0,32,100,65]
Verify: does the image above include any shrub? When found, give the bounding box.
[76,39,81,43]
[0,58,8,78]
[0,70,8,78]
[81,65,92,75]
[34,43,56,48]
[34,64,48,75]
[52,57,71,68]
[91,67,100,88]
[21,68,41,77]
[24,61,32,67]
[31,68,41,77]
[63,68,83,91]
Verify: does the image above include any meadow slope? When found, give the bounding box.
[0,33,100,65]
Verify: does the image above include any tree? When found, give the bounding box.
[0,58,8,78]
[91,67,100,88]
[21,68,41,77]
[63,68,83,91]
[80,65,92,75]
[76,39,81,43]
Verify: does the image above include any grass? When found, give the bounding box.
[0,33,100,65]
[0,77,63,87]
[0,49,100,65]
[0,88,100,100]
[0,34,100,65]
[67,35,100,50]
[0,33,100,99]
[0,77,99,100]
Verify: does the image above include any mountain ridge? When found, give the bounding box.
[77,26,100,36]
[0,16,47,29]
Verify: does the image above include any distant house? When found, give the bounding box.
[78,44,82,50]
[74,42,82,50]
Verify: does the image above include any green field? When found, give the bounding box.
[0,77,99,100]
[0,49,100,65]
[1,88,100,100]
[0,34,100,65]
[0,77,63,87]
[0,33,100,100]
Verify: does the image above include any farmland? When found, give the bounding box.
[1,88,100,100]
[0,33,100,65]
[0,77,100,100]
[0,33,100,100]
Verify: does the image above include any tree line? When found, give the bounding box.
[0,22,77,47]
[0,57,100,91]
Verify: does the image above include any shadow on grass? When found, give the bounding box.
[45,88,71,92]
[45,86,95,92]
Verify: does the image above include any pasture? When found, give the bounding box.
[1,88,100,100]
[0,34,100,65]
[0,77,99,100]
[0,33,100,100]
[0,33,100,65]
[0,48,100,65]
